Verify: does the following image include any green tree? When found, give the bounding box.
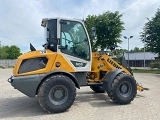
[0,45,21,59]
[130,47,141,52]
[7,45,21,59]
[85,11,124,51]
[116,48,128,57]
[131,47,140,52]
[84,15,97,51]
[130,47,150,52]
[140,8,160,56]
[0,46,8,59]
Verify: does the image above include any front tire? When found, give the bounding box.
[37,75,76,113]
[109,73,137,104]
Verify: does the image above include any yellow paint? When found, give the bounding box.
[14,50,131,81]
[88,52,131,82]
[51,53,75,72]
[13,50,75,76]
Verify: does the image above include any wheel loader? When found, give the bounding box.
[8,18,144,113]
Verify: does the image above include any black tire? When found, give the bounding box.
[37,75,76,113]
[90,85,105,93]
[108,73,137,104]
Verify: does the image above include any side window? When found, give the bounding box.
[60,20,90,61]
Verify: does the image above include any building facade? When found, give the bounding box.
[124,52,158,67]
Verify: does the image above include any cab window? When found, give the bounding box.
[60,20,90,61]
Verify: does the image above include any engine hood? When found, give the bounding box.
[13,50,57,76]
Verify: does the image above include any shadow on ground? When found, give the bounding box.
[75,91,120,107]
[0,90,138,118]
[136,94,145,98]
[0,96,47,119]
[154,74,160,78]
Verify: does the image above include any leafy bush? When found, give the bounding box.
[150,62,160,69]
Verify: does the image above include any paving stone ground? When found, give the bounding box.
[0,69,160,120]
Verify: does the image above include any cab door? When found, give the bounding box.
[59,19,92,72]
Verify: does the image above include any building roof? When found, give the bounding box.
[124,52,158,60]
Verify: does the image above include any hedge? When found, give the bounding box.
[150,62,160,69]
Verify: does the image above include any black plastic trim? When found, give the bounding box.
[102,69,123,92]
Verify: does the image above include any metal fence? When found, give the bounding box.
[0,59,17,67]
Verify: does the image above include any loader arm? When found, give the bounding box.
[87,52,131,82]
[87,52,146,92]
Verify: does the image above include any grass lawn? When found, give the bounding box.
[133,69,160,74]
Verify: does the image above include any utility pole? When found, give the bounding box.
[124,36,133,65]
[144,31,146,69]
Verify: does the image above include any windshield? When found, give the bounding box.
[60,20,90,60]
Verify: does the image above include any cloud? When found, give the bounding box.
[0,0,159,53]
[0,0,45,52]
[120,0,160,50]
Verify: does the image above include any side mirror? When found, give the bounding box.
[91,27,96,37]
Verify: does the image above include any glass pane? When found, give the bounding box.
[60,20,90,61]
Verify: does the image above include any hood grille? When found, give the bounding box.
[18,57,48,74]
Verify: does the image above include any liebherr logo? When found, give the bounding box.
[107,58,121,69]
[70,60,87,67]
[76,62,83,67]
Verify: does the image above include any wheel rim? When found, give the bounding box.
[119,81,132,97]
[49,85,68,105]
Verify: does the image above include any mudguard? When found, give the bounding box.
[102,69,123,93]
[39,70,80,89]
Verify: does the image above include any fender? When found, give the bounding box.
[46,70,80,89]
[102,69,123,93]
[36,70,80,94]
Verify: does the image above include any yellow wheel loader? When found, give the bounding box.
[8,18,144,113]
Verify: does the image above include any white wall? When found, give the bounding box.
[0,59,17,67]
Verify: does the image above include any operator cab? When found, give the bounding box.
[41,18,92,71]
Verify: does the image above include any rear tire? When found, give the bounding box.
[37,75,76,113]
[90,85,105,93]
[108,73,137,104]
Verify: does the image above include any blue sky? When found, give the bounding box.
[0,0,159,53]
